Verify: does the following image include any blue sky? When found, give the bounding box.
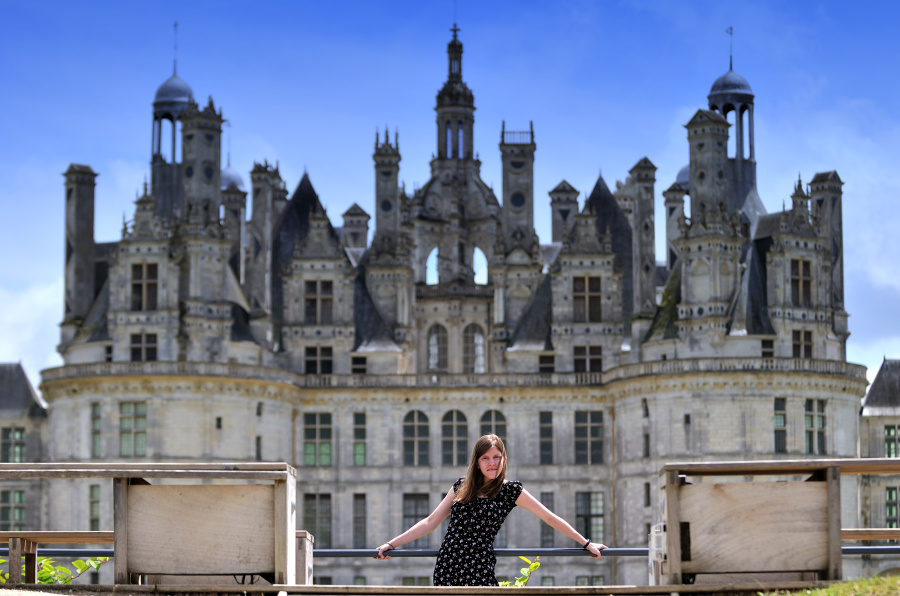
[2,1,898,391]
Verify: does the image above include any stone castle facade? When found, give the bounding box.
[0,28,883,584]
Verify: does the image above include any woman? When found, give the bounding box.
[375,434,607,586]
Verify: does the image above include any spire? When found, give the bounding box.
[726,26,733,71]
[447,23,463,83]
[173,21,179,75]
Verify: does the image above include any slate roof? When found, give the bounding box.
[508,275,553,351]
[862,360,900,410]
[810,171,843,185]
[0,363,46,417]
[353,263,399,352]
[583,174,633,325]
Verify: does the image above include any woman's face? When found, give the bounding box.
[478,446,504,480]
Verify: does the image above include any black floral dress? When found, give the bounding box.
[432,478,524,586]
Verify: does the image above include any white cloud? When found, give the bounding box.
[0,278,65,389]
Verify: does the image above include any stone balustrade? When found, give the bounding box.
[41,357,867,389]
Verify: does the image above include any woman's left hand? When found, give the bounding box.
[586,542,607,558]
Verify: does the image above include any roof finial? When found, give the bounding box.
[226,121,232,167]
[451,22,460,40]
[173,21,179,75]
[726,26,733,70]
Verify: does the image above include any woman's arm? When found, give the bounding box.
[515,488,607,557]
[375,487,456,559]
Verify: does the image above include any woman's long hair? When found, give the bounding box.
[455,434,508,503]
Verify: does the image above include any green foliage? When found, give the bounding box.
[759,574,900,596]
[0,556,109,584]
[499,555,540,587]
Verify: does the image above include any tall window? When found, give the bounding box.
[119,401,147,457]
[540,492,555,547]
[403,411,429,466]
[131,263,158,311]
[790,259,812,307]
[886,426,900,458]
[457,122,464,159]
[575,411,603,464]
[304,280,333,325]
[792,330,812,358]
[89,484,101,531]
[0,428,25,463]
[643,432,650,458]
[0,490,25,531]
[539,411,553,465]
[463,324,486,373]
[427,325,448,372]
[575,491,604,543]
[91,402,102,458]
[573,276,602,322]
[403,494,430,548]
[805,399,826,455]
[304,413,332,466]
[574,346,602,373]
[305,346,333,374]
[302,494,332,549]
[774,398,787,453]
[130,333,157,362]
[480,410,507,445]
[643,482,651,508]
[353,494,367,549]
[353,413,366,466]
[441,410,468,466]
[887,487,900,531]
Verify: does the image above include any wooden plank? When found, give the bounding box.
[125,484,275,575]
[8,537,24,584]
[273,477,296,584]
[826,467,842,580]
[0,470,289,480]
[0,531,114,543]
[679,481,828,574]
[661,457,900,477]
[842,528,900,540]
[113,477,129,584]
[296,530,314,585]
[664,470,682,585]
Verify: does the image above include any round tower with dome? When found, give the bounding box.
[151,65,195,221]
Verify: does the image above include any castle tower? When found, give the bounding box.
[548,180,579,243]
[435,24,474,161]
[61,164,98,346]
[708,61,756,212]
[809,171,845,312]
[221,159,248,281]
[686,110,731,221]
[629,157,657,320]
[500,121,537,252]
[663,166,689,269]
[151,66,194,221]
[180,97,223,227]
[373,128,401,242]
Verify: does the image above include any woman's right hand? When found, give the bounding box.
[374,543,395,559]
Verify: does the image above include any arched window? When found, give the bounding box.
[473,247,488,285]
[480,410,507,445]
[428,325,448,372]
[463,324,485,374]
[426,248,439,285]
[445,122,452,159]
[403,410,429,466]
[441,410,468,466]
[457,121,464,159]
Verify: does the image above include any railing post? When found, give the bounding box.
[296,531,314,585]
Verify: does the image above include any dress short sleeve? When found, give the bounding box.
[452,477,464,493]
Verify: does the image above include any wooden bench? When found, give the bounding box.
[0,531,114,584]
[654,458,900,585]
[0,463,298,585]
